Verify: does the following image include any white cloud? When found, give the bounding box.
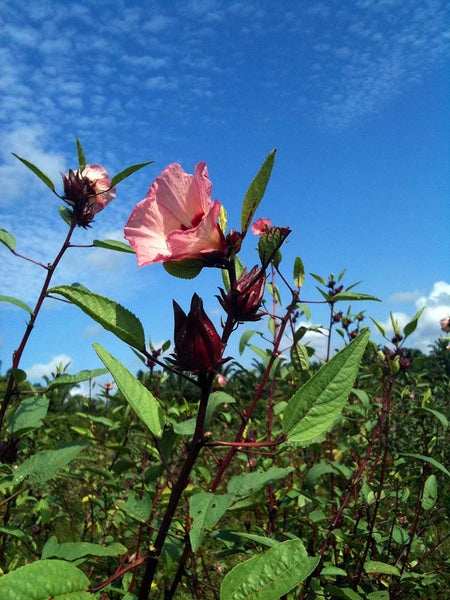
[382,281,450,352]
[389,290,421,304]
[26,353,73,381]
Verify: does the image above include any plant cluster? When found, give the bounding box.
[0,142,448,600]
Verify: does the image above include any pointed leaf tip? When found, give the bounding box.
[240,150,276,235]
[110,161,154,187]
[76,138,87,172]
[12,153,56,192]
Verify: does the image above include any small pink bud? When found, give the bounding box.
[251,218,272,236]
[214,373,227,388]
[440,317,450,333]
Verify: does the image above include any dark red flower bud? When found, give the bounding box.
[225,229,243,254]
[171,293,224,372]
[217,266,266,322]
[333,311,343,322]
[399,357,411,370]
[391,333,404,344]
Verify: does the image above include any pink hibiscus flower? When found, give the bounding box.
[251,218,272,236]
[124,162,226,267]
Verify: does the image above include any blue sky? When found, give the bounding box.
[1,0,449,386]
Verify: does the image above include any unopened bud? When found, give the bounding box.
[171,294,224,373]
[218,266,266,322]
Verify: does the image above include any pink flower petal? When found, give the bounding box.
[149,162,209,228]
[251,218,272,236]
[82,164,116,212]
[167,200,224,261]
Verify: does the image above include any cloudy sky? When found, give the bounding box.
[1,0,449,383]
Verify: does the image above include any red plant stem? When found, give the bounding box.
[137,372,213,600]
[165,542,191,600]
[386,479,400,561]
[210,291,299,493]
[0,223,76,436]
[355,377,394,585]
[395,461,429,574]
[299,407,384,600]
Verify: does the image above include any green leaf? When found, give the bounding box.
[337,268,346,282]
[0,227,16,251]
[222,255,244,292]
[364,561,400,576]
[321,565,348,577]
[59,206,73,225]
[422,474,437,510]
[417,407,448,429]
[403,306,425,337]
[0,525,27,542]
[306,461,352,490]
[0,559,91,600]
[8,396,49,433]
[42,536,126,560]
[310,272,327,286]
[400,453,450,477]
[220,538,319,600]
[12,153,56,192]
[227,467,294,499]
[0,295,33,314]
[163,259,203,279]
[93,239,136,253]
[11,368,27,384]
[76,137,86,172]
[46,368,108,390]
[173,417,196,436]
[94,344,164,438]
[283,330,370,444]
[330,292,381,302]
[392,525,409,545]
[115,490,152,523]
[326,587,363,600]
[48,284,145,351]
[219,203,227,233]
[297,302,312,321]
[240,150,276,235]
[257,227,290,268]
[293,256,305,287]
[206,392,235,426]
[239,329,260,355]
[370,317,386,336]
[290,342,310,371]
[110,161,153,187]
[12,441,88,485]
[190,492,234,552]
[173,392,235,436]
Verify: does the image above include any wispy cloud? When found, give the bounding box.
[389,290,422,304]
